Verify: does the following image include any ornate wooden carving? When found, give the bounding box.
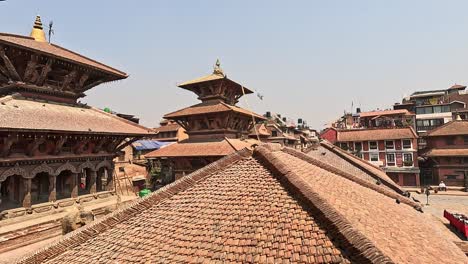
[77,73,89,90]
[37,59,53,86]
[53,137,67,155]
[93,137,107,153]
[0,65,10,80]
[27,137,46,156]
[74,140,89,154]
[0,47,21,81]
[78,159,95,172]
[55,161,77,175]
[61,70,77,91]
[95,160,112,171]
[23,55,39,82]
[80,79,104,92]
[30,162,55,177]
[1,134,17,158]
[0,163,29,182]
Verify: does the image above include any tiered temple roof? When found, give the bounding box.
[17,144,466,263]
[147,60,264,159]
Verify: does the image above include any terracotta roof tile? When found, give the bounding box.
[0,96,153,135]
[0,33,127,78]
[164,102,265,120]
[424,148,468,157]
[307,141,404,194]
[153,124,181,133]
[145,139,253,158]
[426,120,468,136]
[17,144,467,263]
[337,127,418,142]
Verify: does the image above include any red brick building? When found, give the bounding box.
[422,120,468,188]
[321,127,420,186]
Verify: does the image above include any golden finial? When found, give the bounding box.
[213,59,224,76]
[30,15,47,42]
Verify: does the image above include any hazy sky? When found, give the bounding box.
[2,1,468,129]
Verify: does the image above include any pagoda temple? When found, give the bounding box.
[146,60,265,181]
[0,16,153,219]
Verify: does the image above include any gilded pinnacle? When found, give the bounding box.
[30,15,47,42]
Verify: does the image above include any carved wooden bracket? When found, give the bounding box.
[1,134,18,158]
[23,55,39,82]
[93,137,107,153]
[74,140,89,155]
[0,46,21,81]
[27,137,46,156]
[53,136,67,155]
[37,59,53,86]
[61,70,77,91]
[77,73,89,90]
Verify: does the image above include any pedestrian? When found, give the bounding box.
[438,181,447,191]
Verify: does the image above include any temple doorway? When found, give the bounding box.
[31,172,50,205]
[78,168,92,196]
[0,175,23,211]
[56,170,73,200]
[96,167,109,192]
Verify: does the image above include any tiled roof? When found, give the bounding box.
[164,102,265,120]
[0,96,153,135]
[424,148,468,157]
[17,144,466,263]
[249,123,271,137]
[145,138,254,158]
[336,127,417,142]
[359,109,412,118]
[426,120,468,136]
[153,124,180,133]
[449,84,467,90]
[178,73,254,94]
[308,141,404,194]
[0,33,127,78]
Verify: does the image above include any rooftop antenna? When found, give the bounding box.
[48,20,54,44]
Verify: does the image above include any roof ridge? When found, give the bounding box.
[16,148,252,264]
[320,140,406,194]
[426,120,465,136]
[253,145,395,263]
[89,107,154,134]
[281,147,422,211]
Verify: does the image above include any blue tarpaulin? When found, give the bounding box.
[132,140,171,151]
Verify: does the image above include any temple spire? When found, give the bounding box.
[213,59,224,76]
[30,15,47,42]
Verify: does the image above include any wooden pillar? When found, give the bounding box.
[22,178,32,208]
[398,173,404,186]
[71,172,78,198]
[48,174,56,202]
[89,170,97,194]
[0,181,2,206]
[106,167,114,191]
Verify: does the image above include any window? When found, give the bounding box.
[446,175,458,180]
[386,153,396,166]
[416,108,425,115]
[402,139,412,149]
[271,130,278,137]
[369,141,377,150]
[433,106,442,113]
[446,137,455,145]
[442,105,451,112]
[370,153,379,162]
[463,157,468,164]
[464,136,468,145]
[403,153,413,166]
[385,140,395,149]
[354,142,362,151]
[340,142,349,150]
